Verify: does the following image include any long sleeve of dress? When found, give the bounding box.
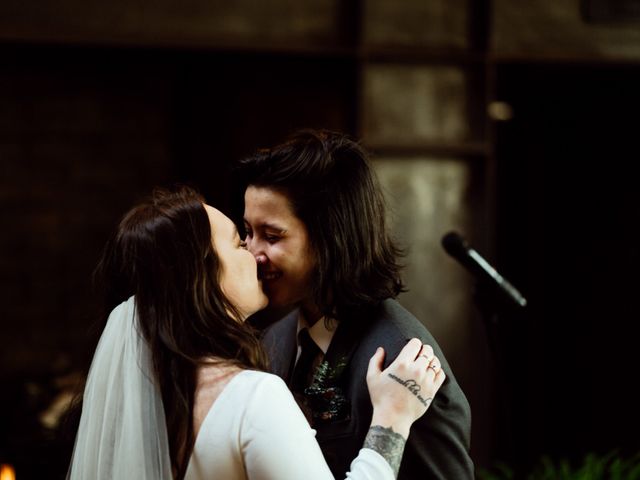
[241,372,393,480]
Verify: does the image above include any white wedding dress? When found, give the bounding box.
[184,369,393,480]
[68,297,393,480]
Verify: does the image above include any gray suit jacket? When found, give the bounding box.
[262,298,474,479]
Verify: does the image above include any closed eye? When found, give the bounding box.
[265,235,280,243]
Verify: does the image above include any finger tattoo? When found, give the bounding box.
[388,373,433,407]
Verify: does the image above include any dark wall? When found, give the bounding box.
[0,45,175,373]
[494,63,640,471]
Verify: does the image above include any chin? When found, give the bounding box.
[260,296,269,310]
[264,296,287,311]
[266,300,299,317]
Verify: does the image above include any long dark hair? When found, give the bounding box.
[235,130,405,322]
[95,186,267,478]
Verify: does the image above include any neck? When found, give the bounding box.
[300,300,323,327]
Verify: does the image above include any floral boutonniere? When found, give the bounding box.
[303,358,350,423]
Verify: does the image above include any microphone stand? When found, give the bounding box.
[441,231,530,475]
[473,279,529,477]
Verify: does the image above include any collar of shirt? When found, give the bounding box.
[295,310,338,361]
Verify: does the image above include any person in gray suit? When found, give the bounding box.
[235,130,474,479]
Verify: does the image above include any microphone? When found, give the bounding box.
[441,231,527,308]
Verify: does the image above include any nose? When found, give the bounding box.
[246,236,268,265]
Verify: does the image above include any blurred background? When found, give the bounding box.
[1,0,640,478]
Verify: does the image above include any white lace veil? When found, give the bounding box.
[67,296,173,479]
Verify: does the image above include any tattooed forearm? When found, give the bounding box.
[364,425,406,477]
[387,373,432,407]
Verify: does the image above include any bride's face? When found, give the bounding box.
[204,204,268,320]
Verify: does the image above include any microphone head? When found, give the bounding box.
[441,231,469,259]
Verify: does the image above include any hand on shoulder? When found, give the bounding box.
[366,338,446,438]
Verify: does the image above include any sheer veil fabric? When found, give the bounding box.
[67,296,173,479]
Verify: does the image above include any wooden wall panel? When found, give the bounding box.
[493,0,640,59]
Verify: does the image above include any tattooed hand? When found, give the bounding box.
[366,338,446,440]
[363,339,445,476]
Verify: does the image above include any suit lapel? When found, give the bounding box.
[322,318,362,374]
[262,309,299,380]
[323,304,380,372]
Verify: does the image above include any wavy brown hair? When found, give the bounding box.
[95,186,267,478]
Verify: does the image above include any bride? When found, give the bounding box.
[67,186,446,480]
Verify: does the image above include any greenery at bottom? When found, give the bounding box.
[477,451,640,480]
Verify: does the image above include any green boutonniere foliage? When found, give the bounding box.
[304,358,350,423]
